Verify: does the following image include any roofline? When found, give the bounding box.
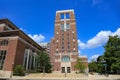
[0,18,44,51]
[56,9,74,14]
[0,18,19,30]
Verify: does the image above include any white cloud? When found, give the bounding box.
[78,28,120,49]
[28,34,45,43]
[78,40,86,49]
[90,54,100,61]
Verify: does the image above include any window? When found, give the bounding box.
[67,33,69,36]
[66,13,70,19]
[68,46,70,49]
[61,56,70,62]
[73,45,75,48]
[60,13,64,19]
[0,50,7,70]
[62,46,64,49]
[0,40,9,46]
[62,38,64,40]
[60,24,64,30]
[67,67,71,73]
[62,42,64,45]
[68,42,70,44]
[66,23,70,30]
[68,38,69,40]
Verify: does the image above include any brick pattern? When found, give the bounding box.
[4,39,18,71]
[50,10,79,72]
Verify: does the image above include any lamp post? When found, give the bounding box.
[10,63,14,79]
[101,59,107,76]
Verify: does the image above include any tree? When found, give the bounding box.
[88,59,99,73]
[74,57,86,73]
[97,35,120,74]
[37,51,52,73]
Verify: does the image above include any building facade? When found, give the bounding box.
[50,10,88,73]
[39,42,50,54]
[0,19,44,77]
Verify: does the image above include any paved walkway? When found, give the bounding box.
[1,73,120,80]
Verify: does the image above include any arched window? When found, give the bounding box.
[61,56,70,62]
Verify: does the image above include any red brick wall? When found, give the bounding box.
[14,39,25,66]
[71,62,76,71]
[54,62,60,71]
[4,39,18,71]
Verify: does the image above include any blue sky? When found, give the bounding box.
[0,0,120,61]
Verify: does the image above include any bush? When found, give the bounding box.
[26,70,37,73]
[13,65,25,76]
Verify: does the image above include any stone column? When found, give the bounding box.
[33,52,36,70]
[26,49,30,71]
[29,50,32,70]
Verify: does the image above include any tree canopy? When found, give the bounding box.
[89,35,120,74]
[37,51,52,73]
[103,35,120,73]
[74,57,86,73]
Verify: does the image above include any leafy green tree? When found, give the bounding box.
[37,51,52,73]
[74,57,86,73]
[88,60,98,73]
[97,35,120,74]
[104,35,120,73]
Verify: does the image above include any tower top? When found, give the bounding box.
[56,9,74,14]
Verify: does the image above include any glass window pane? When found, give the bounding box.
[60,13,64,19]
[60,24,64,30]
[66,13,70,19]
[66,23,70,29]
[62,56,70,62]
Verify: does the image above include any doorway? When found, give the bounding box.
[61,67,65,73]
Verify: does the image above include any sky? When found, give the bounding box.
[0,0,120,61]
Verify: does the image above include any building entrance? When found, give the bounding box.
[61,67,65,73]
[61,67,71,73]
[67,67,71,73]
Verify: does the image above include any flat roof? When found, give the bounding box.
[56,9,74,14]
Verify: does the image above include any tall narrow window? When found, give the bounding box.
[60,24,64,30]
[66,23,70,30]
[66,13,70,19]
[60,13,64,19]
[0,50,7,70]
[0,40,9,46]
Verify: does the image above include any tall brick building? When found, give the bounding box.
[50,10,88,73]
[0,19,44,77]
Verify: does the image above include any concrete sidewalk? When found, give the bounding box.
[1,73,120,80]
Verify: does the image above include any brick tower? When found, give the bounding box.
[50,9,78,73]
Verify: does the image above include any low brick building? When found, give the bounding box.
[0,19,44,77]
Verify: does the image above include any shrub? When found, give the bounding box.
[13,65,25,76]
